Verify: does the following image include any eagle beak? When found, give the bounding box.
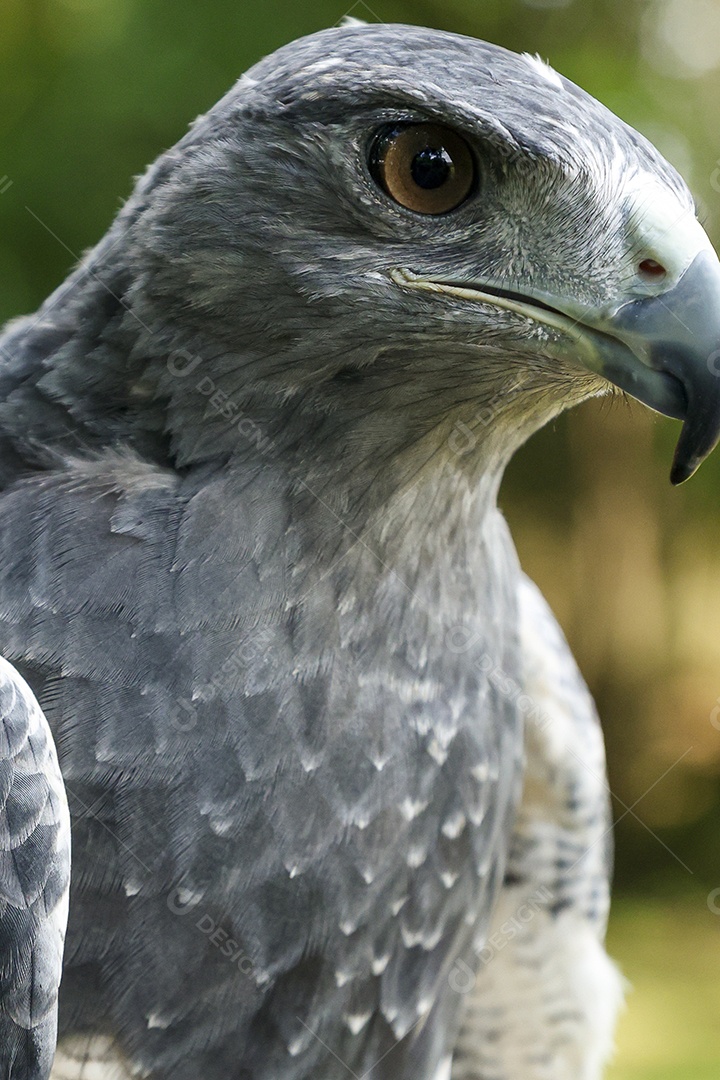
[589,250,720,484]
[393,240,720,484]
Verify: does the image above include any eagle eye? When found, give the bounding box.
[369,123,475,215]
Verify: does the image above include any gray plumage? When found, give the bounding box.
[0,657,70,1080]
[0,21,716,1080]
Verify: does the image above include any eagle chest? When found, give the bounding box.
[242,544,522,989]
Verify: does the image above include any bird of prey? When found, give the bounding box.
[0,657,70,1080]
[0,21,718,1080]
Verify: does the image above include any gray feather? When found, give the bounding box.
[0,21,691,1080]
[0,657,70,1080]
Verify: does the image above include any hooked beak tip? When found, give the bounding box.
[670,455,699,486]
[605,249,720,483]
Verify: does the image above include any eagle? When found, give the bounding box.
[0,21,718,1080]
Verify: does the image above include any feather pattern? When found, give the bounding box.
[0,657,70,1080]
[450,577,623,1080]
[0,19,698,1079]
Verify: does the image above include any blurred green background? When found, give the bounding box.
[1,0,718,1075]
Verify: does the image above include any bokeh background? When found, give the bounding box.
[1,0,719,1075]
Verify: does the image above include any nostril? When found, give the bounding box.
[638,257,667,280]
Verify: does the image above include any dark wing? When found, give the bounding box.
[0,656,70,1080]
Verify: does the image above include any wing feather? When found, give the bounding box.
[450,576,623,1080]
[0,656,71,1080]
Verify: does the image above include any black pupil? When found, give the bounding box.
[410,145,452,190]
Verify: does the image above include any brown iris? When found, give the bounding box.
[369,123,475,215]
